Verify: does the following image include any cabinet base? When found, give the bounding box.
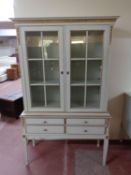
[23,134,109,166]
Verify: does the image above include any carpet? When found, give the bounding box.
[75,149,110,175]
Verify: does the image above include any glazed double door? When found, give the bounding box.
[20,25,109,112]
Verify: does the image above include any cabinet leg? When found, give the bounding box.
[102,137,109,166]
[23,136,29,166]
[97,140,100,147]
[32,139,35,147]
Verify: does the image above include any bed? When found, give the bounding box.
[0,56,17,82]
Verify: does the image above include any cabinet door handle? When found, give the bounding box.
[67,72,69,75]
[61,71,64,74]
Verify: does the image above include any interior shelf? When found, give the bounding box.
[71,82,85,86]
[86,80,101,86]
[45,80,60,85]
[30,81,60,86]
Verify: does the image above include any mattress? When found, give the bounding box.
[0,56,16,67]
[0,74,7,82]
[0,66,9,76]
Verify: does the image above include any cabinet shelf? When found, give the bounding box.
[28,58,43,61]
[45,81,60,86]
[71,80,101,86]
[87,58,103,61]
[30,84,60,86]
[71,58,103,61]
[28,58,59,61]
[86,80,101,86]
[44,58,59,60]
[71,58,86,60]
[30,83,44,86]
[71,81,85,86]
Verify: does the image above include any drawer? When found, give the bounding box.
[66,126,105,135]
[67,119,105,125]
[26,126,64,134]
[25,118,64,125]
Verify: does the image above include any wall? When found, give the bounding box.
[0,0,14,21]
[14,0,131,139]
[0,22,16,56]
[0,37,16,56]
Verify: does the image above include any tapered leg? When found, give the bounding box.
[32,139,36,147]
[97,140,100,147]
[102,137,109,166]
[23,135,28,166]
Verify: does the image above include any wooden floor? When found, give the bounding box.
[0,78,22,97]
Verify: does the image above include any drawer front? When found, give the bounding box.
[26,118,64,125]
[26,126,64,134]
[67,126,105,135]
[67,119,105,125]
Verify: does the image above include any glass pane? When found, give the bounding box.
[71,86,84,107]
[71,61,85,84]
[87,60,102,84]
[30,86,45,107]
[71,31,86,58]
[86,86,100,108]
[88,31,103,58]
[43,31,59,59]
[45,61,59,84]
[28,60,44,83]
[26,32,42,58]
[46,86,60,107]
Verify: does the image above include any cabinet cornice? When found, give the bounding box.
[11,16,119,25]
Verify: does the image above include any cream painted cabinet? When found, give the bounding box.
[13,17,117,166]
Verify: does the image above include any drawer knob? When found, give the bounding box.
[84,121,88,124]
[43,121,47,124]
[43,128,48,131]
[84,129,88,133]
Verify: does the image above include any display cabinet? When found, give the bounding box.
[12,17,117,166]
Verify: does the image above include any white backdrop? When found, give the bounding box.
[0,0,14,20]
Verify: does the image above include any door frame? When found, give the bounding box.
[65,24,111,112]
[20,26,65,112]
